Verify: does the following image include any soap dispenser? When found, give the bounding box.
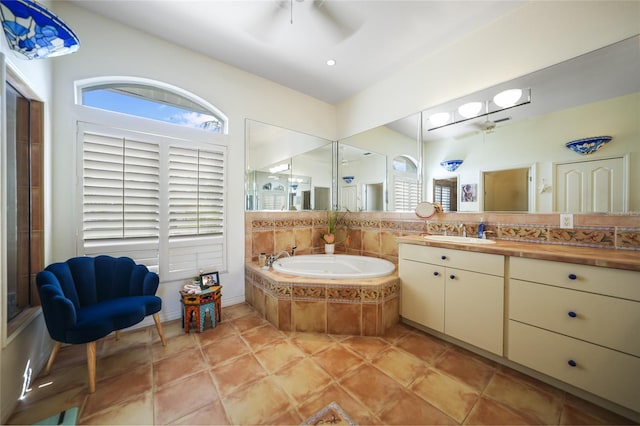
[477,218,485,238]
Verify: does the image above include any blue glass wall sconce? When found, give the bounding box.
[0,0,79,59]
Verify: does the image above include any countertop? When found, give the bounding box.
[397,235,640,272]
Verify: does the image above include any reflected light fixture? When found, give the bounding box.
[0,0,80,59]
[427,88,531,131]
[269,163,290,173]
[458,101,483,118]
[429,112,450,127]
[493,89,523,108]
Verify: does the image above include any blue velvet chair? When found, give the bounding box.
[36,255,167,393]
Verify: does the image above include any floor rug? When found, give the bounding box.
[33,407,78,425]
[302,401,356,425]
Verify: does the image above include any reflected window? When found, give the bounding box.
[434,178,457,212]
[393,155,419,211]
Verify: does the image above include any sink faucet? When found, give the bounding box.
[267,250,290,267]
[291,245,297,256]
[458,224,467,237]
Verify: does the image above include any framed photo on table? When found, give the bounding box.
[199,271,219,289]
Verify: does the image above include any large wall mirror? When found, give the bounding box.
[334,35,639,214]
[420,35,639,214]
[245,119,333,211]
[338,114,420,211]
[246,36,639,214]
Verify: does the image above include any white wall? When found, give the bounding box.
[336,1,640,139]
[423,93,640,213]
[49,2,336,324]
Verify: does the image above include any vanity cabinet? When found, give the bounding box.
[508,257,640,412]
[399,243,504,355]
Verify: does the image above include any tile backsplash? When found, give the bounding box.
[245,211,640,264]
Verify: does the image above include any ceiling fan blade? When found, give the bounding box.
[247,1,289,40]
[312,0,362,41]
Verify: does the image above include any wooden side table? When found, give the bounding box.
[180,285,222,333]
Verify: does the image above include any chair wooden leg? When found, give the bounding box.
[44,341,62,375]
[87,341,97,393]
[153,313,167,346]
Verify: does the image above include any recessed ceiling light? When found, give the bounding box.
[326,59,336,66]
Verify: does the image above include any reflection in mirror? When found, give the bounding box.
[421,36,640,213]
[338,143,386,211]
[338,114,420,211]
[245,119,333,211]
[483,168,530,212]
[433,178,457,212]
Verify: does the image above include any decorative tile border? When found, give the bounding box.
[617,228,640,250]
[246,212,640,260]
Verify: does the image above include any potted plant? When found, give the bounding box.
[321,210,350,254]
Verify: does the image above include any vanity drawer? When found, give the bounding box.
[399,244,503,276]
[508,320,640,412]
[510,257,640,301]
[510,279,640,357]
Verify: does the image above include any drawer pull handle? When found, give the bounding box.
[568,273,577,280]
[568,359,577,367]
[433,271,439,276]
[441,255,447,260]
[449,274,456,280]
[568,311,577,318]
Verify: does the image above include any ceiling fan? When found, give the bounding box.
[252,0,362,42]
[473,116,511,133]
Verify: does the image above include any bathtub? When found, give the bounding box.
[245,261,400,336]
[272,254,395,279]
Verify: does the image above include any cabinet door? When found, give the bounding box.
[445,268,504,355]
[509,321,640,413]
[399,259,444,332]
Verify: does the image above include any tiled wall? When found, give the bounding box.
[245,211,640,264]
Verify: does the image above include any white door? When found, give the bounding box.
[340,185,357,211]
[555,157,626,213]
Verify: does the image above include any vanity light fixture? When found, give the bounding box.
[493,89,523,108]
[427,88,531,131]
[458,101,483,118]
[429,112,451,127]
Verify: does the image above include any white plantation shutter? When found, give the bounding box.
[394,177,419,211]
[82,132,160,242]
[169,147,224,237]
[78,121,227,278]
[435,184,452,212]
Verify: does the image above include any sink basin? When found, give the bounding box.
[423,235,496,245]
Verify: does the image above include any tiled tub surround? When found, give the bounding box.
[245,211,640,267]
[245,263,400,336]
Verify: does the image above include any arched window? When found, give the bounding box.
[76,77,228,133]
[75,77,228,280]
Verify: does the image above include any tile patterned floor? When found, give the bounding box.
[8,303,635,425]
